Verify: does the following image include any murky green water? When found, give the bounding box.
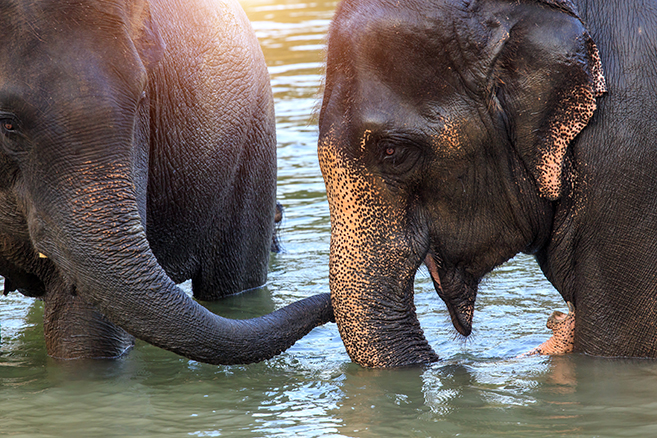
[3,1,657,436]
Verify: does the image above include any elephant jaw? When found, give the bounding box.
[424,254,475,337]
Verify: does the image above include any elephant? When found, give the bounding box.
[0,0,333,364]
[318,0,657,367]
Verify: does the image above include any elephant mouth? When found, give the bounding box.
[424,253,475,337]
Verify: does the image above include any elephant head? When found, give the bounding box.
[0,0,333,364]
[318,0,605,367]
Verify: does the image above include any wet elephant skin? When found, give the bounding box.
[318,0,657,367]
[0,0,333,364]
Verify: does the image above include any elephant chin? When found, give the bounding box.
[424,254,474,337]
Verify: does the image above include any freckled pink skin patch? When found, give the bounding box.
[520,302,575,357]
[537,42,606,201]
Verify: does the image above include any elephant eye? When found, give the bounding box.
[378,141,422,176]
[0,117,19,136]
[380,143,399,160]
[381,144,408,165]
[0,115,28,156]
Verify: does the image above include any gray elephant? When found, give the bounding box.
[0,0,333,364]
[318,0,657,367]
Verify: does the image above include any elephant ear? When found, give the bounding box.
[126,0,165,71]
[493,1,606,201]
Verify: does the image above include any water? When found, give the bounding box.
[2,1,657,436]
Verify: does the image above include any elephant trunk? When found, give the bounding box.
[329,249,439,368]
[319,137,438,368]
[35,158,333,365]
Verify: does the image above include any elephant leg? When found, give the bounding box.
[43,277,135,359]
[520,302,575,357]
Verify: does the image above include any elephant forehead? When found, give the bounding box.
[351,28,466,102]
[335,0,457,39]
[331,0,502,94]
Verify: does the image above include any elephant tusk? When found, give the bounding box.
[38,252,48,259]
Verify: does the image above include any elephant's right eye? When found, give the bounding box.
[0,116,20,137]
[0,115,28,156]
[378,142,422,176]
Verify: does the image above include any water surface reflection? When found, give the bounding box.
[2,0,657,436]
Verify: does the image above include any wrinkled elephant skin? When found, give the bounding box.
[0,0,333,364]
[319,0,657,366]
